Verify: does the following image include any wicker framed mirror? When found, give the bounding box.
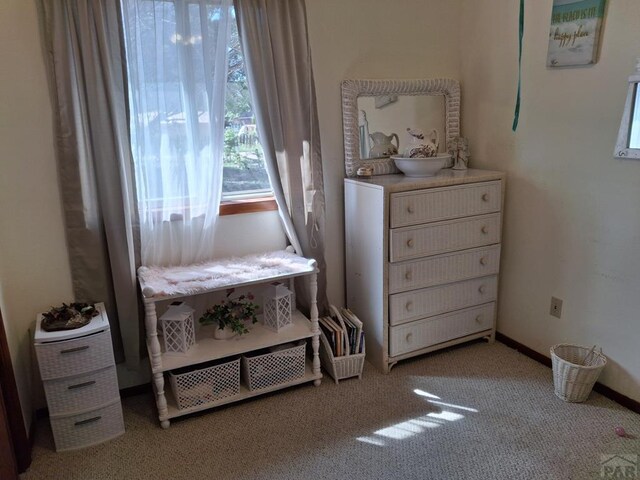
[341,78,461,177]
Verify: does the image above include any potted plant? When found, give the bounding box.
[199,289,259,340]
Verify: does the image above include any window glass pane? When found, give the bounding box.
[126,0,270,214]
[629,84,640,149]
[222,9,271,195]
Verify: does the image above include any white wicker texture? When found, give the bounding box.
[160,306,196,355]
[35,330,115,380]
[388,246,501,294]
[390,181,501,228]
[319,333,365,385]
[341,78,461,177]
[242,343,306,391]
[43,366,120,416]
[390,213,501,262]
[318,306,365,384]
[262,284,292,332]
[389,276,498,326]
[551,344,607,403]
[169,358,240,410]
[390,303,495,356]
[49,400,125,452]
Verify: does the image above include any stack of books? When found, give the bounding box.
[319,308,364,358]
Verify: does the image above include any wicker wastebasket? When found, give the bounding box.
[550,344,606,403]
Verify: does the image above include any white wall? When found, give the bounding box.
[306,0,463,306]
[460,0,640,401]
[0,0,75,428]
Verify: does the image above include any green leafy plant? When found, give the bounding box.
[199,289,258,335]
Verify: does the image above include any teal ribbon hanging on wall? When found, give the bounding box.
[513,0,524,131]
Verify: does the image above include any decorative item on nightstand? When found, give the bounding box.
[369,131,399,158]
[199,289,259,340]
[403,128,439,158]
[160,302,195,355]
[448,136,470,170]
[34,302,124,451]
[262,283,293,332]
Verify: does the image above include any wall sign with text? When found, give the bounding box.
[547,0,607,68]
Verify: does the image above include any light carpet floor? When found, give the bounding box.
[22,341,640,480]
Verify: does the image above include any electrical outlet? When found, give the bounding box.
[550,297,563,319]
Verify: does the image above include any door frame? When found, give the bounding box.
[0,308,31,473]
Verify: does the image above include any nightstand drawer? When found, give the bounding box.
[35,330,115,380]
[389,303,495,357]
[389,245,501,294]
[389,276,498,326]
[390,181,501,228]
[43,366,120,416]
[50,400,124,452]
[390,213,501,262]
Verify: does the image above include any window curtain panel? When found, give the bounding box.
[234,0,328,314]
[121,0,232,267]
[38,0,142,369]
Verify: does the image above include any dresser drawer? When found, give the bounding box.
[389,276,497,326]
[35,330,115,380]
[390,213,501,263]
[390,181,501,228]
[389,245,501,294]
[43,366,120,416]
[50,400,125,452]
[389,303,495,357]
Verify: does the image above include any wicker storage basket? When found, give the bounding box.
[319,334,365,384]
[319,306,365,384]
[550,344,607,403]
[242,342,306,391]
[169,357,240,409]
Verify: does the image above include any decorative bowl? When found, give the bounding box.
[391,154,452,177]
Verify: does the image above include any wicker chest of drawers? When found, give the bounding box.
[345,169,505,373]
[34,303,124,451]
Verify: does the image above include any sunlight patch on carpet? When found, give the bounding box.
[413,389,441,399]
[428,400,478,412]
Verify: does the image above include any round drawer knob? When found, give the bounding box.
[481,226,489,234]
[407,238,414,248]
[407,205,414,214]
[478,285,486,294]
[405,301,413,312]
[481,193,489,202]
[475,315,482,323]
[479,257,487,266]
[405,270,412,280]
[406,332,413,342]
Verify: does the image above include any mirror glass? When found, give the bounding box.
[356,95,445,160]
[630,84,640,149]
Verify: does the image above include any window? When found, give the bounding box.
[123,0,271,225]
[222,9,271,199]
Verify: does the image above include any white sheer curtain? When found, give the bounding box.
[122,0,232,266]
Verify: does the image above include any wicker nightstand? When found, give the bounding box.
[34,303,124,451]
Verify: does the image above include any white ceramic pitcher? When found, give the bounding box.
[403,128,439,158]
[368,131,399,158]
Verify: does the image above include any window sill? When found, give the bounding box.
[219,197,278,216]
